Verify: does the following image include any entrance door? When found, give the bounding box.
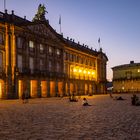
[18,80,23,99]
[41,81,47,97]
[30,80,38,98]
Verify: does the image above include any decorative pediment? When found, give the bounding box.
[26,23,59,41]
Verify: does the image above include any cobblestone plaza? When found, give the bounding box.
[0,94,139,140]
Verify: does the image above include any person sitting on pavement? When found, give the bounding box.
[83,98,91,106]
[69,93,78,102]
[114,96,125,100]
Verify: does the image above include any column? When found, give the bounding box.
[47,79,50,97]
[37,79,41,98]
[62,80,66,96]
[68,81,70,96]
[55,80,58,97]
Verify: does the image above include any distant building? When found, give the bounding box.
[112,61,140,93]
[0,5,108,99]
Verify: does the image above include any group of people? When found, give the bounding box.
[69,93,91,106]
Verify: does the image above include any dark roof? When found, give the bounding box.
[63,38,98,56]
[0,11,30,25]
[112,62,140,70]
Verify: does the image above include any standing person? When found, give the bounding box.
[22,91,25,104]
[109,92,113,98]
[25,89,29,103]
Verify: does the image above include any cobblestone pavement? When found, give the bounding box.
[0,94,140,140]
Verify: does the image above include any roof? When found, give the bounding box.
[112,62,140,70]
[0,10,108,61]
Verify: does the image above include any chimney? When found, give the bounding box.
[130,61,134,64]
[5,9,7,14]
[11,10,14,15]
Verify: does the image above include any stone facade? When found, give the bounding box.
[0,8,108,99]
[112,61,140,93]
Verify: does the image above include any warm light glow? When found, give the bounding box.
[73,68,77,72]
[83,70,87,74]
[92,71,95,75]
[71,65,96,80]
[79,69,82,73]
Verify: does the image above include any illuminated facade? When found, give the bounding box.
[0,8,108,99]
[112,61,140,93]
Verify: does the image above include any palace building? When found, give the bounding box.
[112,61,140,93]
[0,5,108,99]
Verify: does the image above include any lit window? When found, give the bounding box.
[40,44,44,52]
[49,47,53,54]
[29,41,34,48]
[138,69,140,73]
[56,49,61,56]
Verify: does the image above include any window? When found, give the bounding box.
[49,46,53,55]
[29,41,34,48]
[40,44,44,53]
[40,59,44,70]
[17,37,23,49]
[29,57,34,73]
[48,60,52,71]
[0,33,4,45]
[17,55,22,72]
[56,62,60,72]
[56,49,61,56]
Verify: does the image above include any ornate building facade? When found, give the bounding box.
[0,6,108,99]
[112,61,140,93]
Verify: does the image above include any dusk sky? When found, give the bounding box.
[0,0,140,81]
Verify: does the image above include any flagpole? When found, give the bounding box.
[59,15,61,34]
[4,0,6,11]
[98,38,101,48]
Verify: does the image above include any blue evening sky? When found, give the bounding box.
[0,0,140,81]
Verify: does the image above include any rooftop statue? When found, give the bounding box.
[33,4,48,21]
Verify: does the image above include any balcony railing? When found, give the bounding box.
[113,76,140,81]
[16,67,67,78]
